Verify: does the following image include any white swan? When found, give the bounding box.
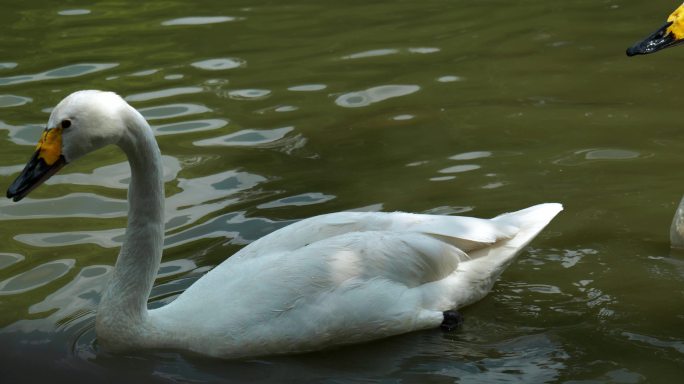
[6,90,562,359]
[627,2,684,247]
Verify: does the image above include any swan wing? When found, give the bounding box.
[161,230,467,357]
[230,210,520,262]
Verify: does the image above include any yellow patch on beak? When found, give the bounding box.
[667,4,684,40]
[35,127,63,165]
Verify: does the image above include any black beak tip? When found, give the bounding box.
[5,154,67,203]
[7,186,25,202]
[626,22,676,57]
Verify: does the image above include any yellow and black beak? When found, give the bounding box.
[627,4,684,56]
[6,127,67,202]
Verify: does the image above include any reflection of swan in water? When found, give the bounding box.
[6,90,562,359]
[627,3,684,247]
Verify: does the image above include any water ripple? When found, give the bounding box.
[4,122,42,146]
[553,148,646,166]
[58,9,91,16]
[125,87,203,102]
[341,47,440,60]
[437,75,463,82]
[156,259,198,279]
[0,94,31,108]
[0,253,24,270]
[153,119,228,136]
[15,229,124,249]
[342,48,399,59]
[194,126,294,147]
[449,151,492,161]
[426,334,568,383]
[288,84,327,92]
[130,69,159,77]
[166,212,293,247]
[622,332,684,354]
[139,103,211,120]
[438,164,481,174]
[47,156,180,189]
[335,85,420,108]
[0,63,17,70]
[191,58,245,71]
[0,259,75,295]
[0,63,118,86]
[0,193,126,219]
[228,89,271,100]
[0,164,24,176]
[14,169,268,249]
[162,16,237,26]
[524,248,597,268]
[258,193,336,209]
[29,265,110,315]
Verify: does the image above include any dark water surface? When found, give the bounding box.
[1,0,684,382]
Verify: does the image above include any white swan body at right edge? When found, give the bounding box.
[151,203,562,358]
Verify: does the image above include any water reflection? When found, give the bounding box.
[437,75,463,82]
[47,155,180,189]
[335,85,420,108]
[525,247,598,269]
[420,334,568,382]
[129,69,159,77]
[153,119,228,136]
[0,253,24,269]
[14,168,269,249]
[449,151,492,161]
[125,87,203,102]
[29,265,110,316]
[287,84,327,92]
[257,192,336,209]
[438,164,481,174]
[161,16,238,26]
[0,94,31,108]
[165,212,292,247]
[15,229,124,249]
[191,58,245,71]
[0,63,118,86]
[554,148,646,166]
[0,194,127,219]
[194,126,293,147]
[139,103,211,120]
[622,332,684,354]
[57,9,91,16]
[341,47,440,60]
[228,89,271,100]
[392,114,413,121]
[0,259,75,295]
[165,169,268,229]
[5,122,43,146]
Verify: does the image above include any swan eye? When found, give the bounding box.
[61,119,71,129]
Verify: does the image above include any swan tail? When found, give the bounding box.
[420,203,562,310]
[489,203,563,248]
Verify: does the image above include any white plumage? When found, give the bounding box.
[7,90,562,359]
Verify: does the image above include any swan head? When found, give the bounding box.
[627,3,684,56]
[7,90,128,202]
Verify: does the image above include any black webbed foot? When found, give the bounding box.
[440,310,464,331]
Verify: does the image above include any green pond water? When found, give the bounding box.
[1,0,684,382]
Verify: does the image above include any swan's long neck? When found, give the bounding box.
[96,105,165,348]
